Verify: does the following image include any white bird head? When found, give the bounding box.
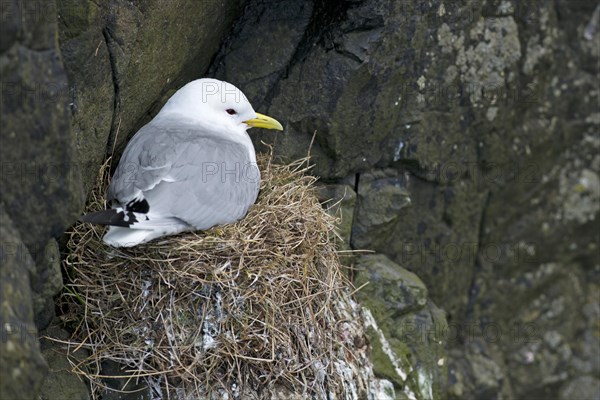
[158,78,283,134]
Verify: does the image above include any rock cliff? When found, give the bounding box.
[1,0,598,399]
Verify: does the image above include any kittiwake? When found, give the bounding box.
[81,78,283,247]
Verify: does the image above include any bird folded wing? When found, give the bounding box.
[142,138,260,230]
[107,119,260,230]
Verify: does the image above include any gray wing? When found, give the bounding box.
[108,117,260,229]
[108,118,183,201]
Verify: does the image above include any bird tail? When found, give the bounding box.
[102,226,156,247]
[81,208,192,247]
[102,222,191,247]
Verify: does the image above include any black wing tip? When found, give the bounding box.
[79,212,104,224]
[80,209,140,228]
[79,214,92,223]
[126,198,150,213]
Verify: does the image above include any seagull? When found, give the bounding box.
[81,78,283,247]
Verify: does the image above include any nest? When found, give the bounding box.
[60,153,367,399]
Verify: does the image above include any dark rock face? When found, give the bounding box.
[0,208,48,400]
[2,0,598,398]
[211,0,599,398]
[1,1,75,397]
[0,0,80,246]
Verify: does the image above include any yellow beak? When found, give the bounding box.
[244,113,284,131]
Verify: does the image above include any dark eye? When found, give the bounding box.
[226,108,237,115]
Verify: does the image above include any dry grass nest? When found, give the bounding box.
[60,153,362,399]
